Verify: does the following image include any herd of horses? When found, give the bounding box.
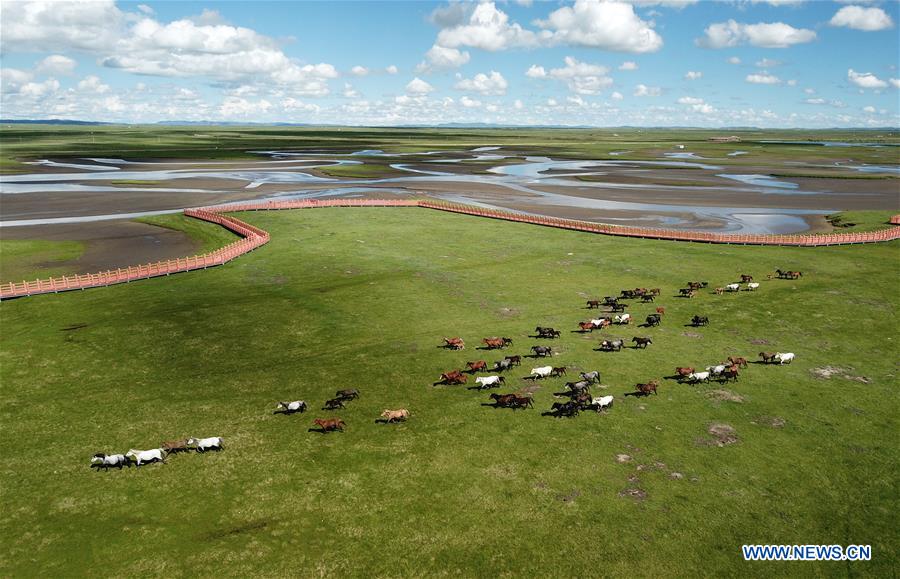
[436,270,800,418]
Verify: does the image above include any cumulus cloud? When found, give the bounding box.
[513,99,524,109]
[684,71,702,80]
[626,0,698,6]
[406,77,435,95]
[619,61,638,71]
[351,66,369,76]
[746,72,781,84]
[526,65,547,78]
[460,95,482,108]
[755,58,781,68]
[727,56,741,65]
[830,6,893,31]
[803,98,826,105]
[677,96,703,104]
[538,0,663,53]
[1,0,125,52]
[634,83,661,96]
[848,69,887,89]
[611,91,624,100]
[77,75,110,93]
[862,105,876,113]
[386,65,398,75]
[891,78,900,89]
[544,57,613,95]
[454,71,508,95]
[698,20,816,49]
[36,55,77,76]
[417,44,471,72]
[342,83,359,98]
[436,1,537,51]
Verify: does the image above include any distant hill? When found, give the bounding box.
[0,119,111,125]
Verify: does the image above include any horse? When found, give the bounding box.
[549,401,579,418]
[324,398,345,410]
[492,359,512,372]
[580,370,600,384]
[715,287,725,295]
[635,381,658,396]
[578,321,596,333]
[536,327,561,339]
[632,337,652,349]
[482,337,505,349]
[436,371,467,385]
[599,339,624,352]
[275,401,307,415]
[727,356,749,368]
[466,360,488,373]
[720,366,739,383]
[505,355,522,366]
[675,366,694,377]
[336,389,360,400]
[531,345,552,357]
[313,418,345,432]
[649,288,661,296]
[586,300,602,309]
[442,337,465,350]
[687,281,708,290]
[609,303,627,313]
[511,395,534,409]
[380,409,409,423]
[740,274,753,283]
[691,315,709,326]
[655,307,666,315]
[489,393,517,408]
[776,269,802,280]
[645,314,661,327]
[758,351,777,364]
[641,294,655,303]
[550,367,567,377]
[565,380,591,393]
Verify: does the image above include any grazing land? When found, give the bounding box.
[1,207,897,576]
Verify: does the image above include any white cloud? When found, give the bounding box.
[220,96,272,117]
[786,79,797,86]
[611,91,624,100]
[18,78,60,98]
[538,0,663,53]
[547,98,558,106]
[634,83,661,96]
[351,66,369,76]
[1,0,125,52]
[803,98,826,105]
[862,105,876,113]
[0,68,33,93]
[282,97,320,113]
[436,1,537,51]
[513,99,524,110]
[684,71,702,80]
[526,65,547,78]
[698,20,816,49]
[727,56,742,65]
[677,96,703,104]
[755,58,781,68]
[803,88,815,94]
[891,78,900,89]
[626,0,698,6]
[545,56,613,95]
[746,72,781,84]
[454,71,508,95]
[417,44,471,72]
[406,77,435,95]
[77,75,110,93]
[848,69,887,89]
[830,6,893,32]
[619,61,638,71]
[137,4,153,15]
[342,83,360,98]
[36,55,77,76]
[567,95,586,107]
[750,0,805,5]
[460,95,482,108]
[386,65,398,75]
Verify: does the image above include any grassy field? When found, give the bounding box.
[0,239,84,281]
[135,214,240,254]
[1,207,898,576]
[1,125,897,173]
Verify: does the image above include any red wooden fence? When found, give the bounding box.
[2,198,898,300]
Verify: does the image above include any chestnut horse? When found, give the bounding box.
[466,360,487,373]
[313,418,345,432]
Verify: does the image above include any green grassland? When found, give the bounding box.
[135,214,240,254]
[0,239,84,282]
[1,207,897,576]
[1,125,897,173]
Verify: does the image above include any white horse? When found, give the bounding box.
[726,283,740,292]
[591,395,614,411]
[187,437,223,452]
[706,364,727,375]
[125,448,165,466]
[91,453,129,470]
[530,366,552,379]
[775,352,795,364]
[613,313,631,324]
[475,375,503,388]
[687,371,710,383]
[276,400,307,414]
[746,282,760,291]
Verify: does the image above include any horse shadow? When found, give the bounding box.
[307,427,342,434]
[623,391,650,398]
[273,409,305,416]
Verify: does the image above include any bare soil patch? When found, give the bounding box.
[810,366,871,383]
[698,423,739,447]
[706,389,745,403]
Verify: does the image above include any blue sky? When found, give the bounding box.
[1,0,898,127]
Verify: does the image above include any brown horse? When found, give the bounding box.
[641,294,655,302]
[675,366,694,377]
[720,366,740,382]
[511,395,534,409]
[324,398,345,410]
[728,356,749,368]
[586,300,601,309]
[313,418,345,432]
[649,288,661,296]
[656,307,666,315]
[482,337,510,349]
[437,371,467,385]
[466,360,487,373]
[635,382,658,396]
[505,355,522,366]
[442,337,465,350]
[489,393,517,407]
[578,321,596,332]
[550,366,567,377]
[759,352,777,364]
[740,274,753,283]
[632,337,652,348]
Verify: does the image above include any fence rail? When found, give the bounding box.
[2,197,898,300]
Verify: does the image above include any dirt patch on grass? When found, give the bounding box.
[698,423,739,447]
[616,454,632,463]
[497,307,520,318]
[810,366,871,383]
[618,488,648,501]
[681,331,702,339]
[555,489,581,503]
[203,519,269,540]
[753,416,786,429]
[706,389,745,403]
[749,338,771,345]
